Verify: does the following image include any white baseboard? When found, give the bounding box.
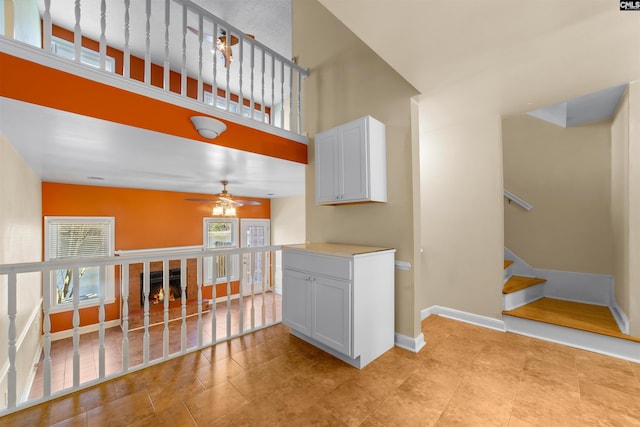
[504,315,640,363]
[394,332,425,353]
[421,305,506,332]
[611,300,630,334]
[51,319,122,341]
[504,247,536,277]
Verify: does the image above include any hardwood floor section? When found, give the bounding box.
[502,276,546,294]
[503,260,513,269]
[4,315,640,426]
[503,297,640,342]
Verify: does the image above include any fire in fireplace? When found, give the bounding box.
[140,268,183,306]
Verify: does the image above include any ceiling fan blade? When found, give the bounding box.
[242,200,262,206]
[186,26,215,43]
[185,197,217,203]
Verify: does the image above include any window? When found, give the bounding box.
[203,218,239,284]
[51,36,115,72]
[44,217,115,311]
[203,91,270,124]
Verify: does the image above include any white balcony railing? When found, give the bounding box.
[3,0,308,135]
[0,245,282,415]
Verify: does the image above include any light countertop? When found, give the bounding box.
[284,243,395,257]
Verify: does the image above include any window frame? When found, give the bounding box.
[203,218,240,285]
[44,216,116,313]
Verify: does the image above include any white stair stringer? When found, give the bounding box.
[503,315,640,363]
[502,283,544,311]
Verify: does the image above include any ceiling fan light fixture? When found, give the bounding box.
[190,116,227,139]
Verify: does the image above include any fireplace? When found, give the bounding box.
[140,268,183,306]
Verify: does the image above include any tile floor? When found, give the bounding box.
[4,315,640,426]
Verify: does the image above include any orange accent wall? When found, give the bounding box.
[43,182,270,332]
[0,52,307,165]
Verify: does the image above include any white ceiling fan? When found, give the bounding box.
[186,180,261,216]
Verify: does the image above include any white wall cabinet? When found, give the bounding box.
[282,243,395,368]
[315,116,387,205]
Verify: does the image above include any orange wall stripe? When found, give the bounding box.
[0,52,307,164]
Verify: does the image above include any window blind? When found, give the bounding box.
[47,221,112,260]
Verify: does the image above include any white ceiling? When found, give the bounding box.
[318,0,640,127]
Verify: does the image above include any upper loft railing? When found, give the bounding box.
[3,0,308,136]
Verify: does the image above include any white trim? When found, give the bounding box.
[503,285,544,311]
[421,305,506,332]
[503,189,533,211]
[394,332,425,353]
[394,261,411,271]
[115,245,202,255]
[503,315,640,363]
[611,299,630,334]
[504,247,536,277]
[50,320,121,341]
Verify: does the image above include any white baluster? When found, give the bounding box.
[180,258,187,352]
[261,251,267,326]
[7,272,17,408]
[239,252,245,334]
[162,261,169,358]
[260,50,266,122]
[271,250,277,323]
[225,29,231,110]
[123,0,131,78]
[98,265,106,378]
[43,270,52,397]
[144,0,151,85]
[289,65,294,132]
[210,256,217,343]
[197,15,204,101]
[280,60,285,129]
[225,254,231,338]
[271,55,275,124]
[121,263,130,371]
[163,0,170,91]
[74,0,81,63]
[249,251,255,330]
[297,71,303,134]
[197,256,203,348]
[43,0,52,52]
[238,34,244,116]
[72,267,80,387]
[181,4,187,96]
[212,21,218,106]
[250,42,255,120]
[99,0,106,71]
[142,261,150,364]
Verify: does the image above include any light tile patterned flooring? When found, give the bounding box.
[4,315,640,426]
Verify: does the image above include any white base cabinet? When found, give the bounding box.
[282,243,395,369]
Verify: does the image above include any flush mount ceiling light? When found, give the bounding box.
[190,116,227,139]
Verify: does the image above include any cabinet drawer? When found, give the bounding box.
[283,251,351,280]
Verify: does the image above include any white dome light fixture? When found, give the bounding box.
[190,116,227,139]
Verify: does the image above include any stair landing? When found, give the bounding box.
[503,297,640,343]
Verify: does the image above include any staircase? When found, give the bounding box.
[502,259,640,362]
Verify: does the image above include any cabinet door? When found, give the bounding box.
[337,118,368,202]
[312,276,352,356]
[314,127,339,203]
[282,270,312,335]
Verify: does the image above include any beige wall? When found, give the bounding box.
[418,113,505,319]
[612,83,640,336]
[0,134,42,407]
[503,114,612,274]
[292,0,421,338]
[271,196,306,246]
